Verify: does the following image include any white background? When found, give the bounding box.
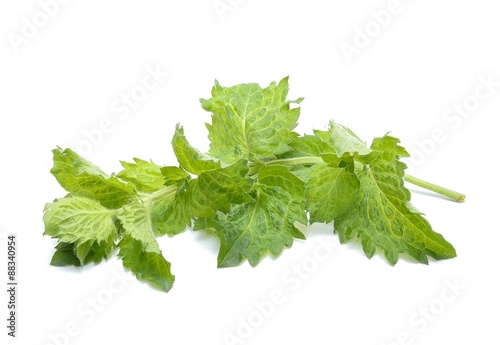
[1,1,499,344]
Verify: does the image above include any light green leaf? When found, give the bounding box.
[371,135,410,161]
[117,201,160,253]
[287,133,336,158]
[172,125,221,175]
[50,237,115,267]
[188,159,253,219]
[305,163,360,223]
[334,135,456,264]
[258,165,305,204]
[201,77,302,163]
[327,121,372,156]
[151,185,192,236]
[216,185,307,268]
[43,196,117,246]
[193,216,222,232]
[160,166,190,185]
[117,158,165,193]
[117,235,174,293]
[73,239,115,265]
[51,148,136,208]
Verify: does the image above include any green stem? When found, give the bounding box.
[404,175,465,203]
[264,157,323,166]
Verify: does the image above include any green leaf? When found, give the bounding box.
[50,242,81,267]
[172,125,221,175]
[116,201,175,292]
[50,236,115,267]
[117,158,165,193]
[334,135,456,264]
[305,163,360,223]
[188,159,253,219]
[43,196,117,247]
[43,197,118,265]
[287,133,336,158]
[201,77,302,163]
[160,166,190,185]
[74,239,115,265]
[371,135,410,162]
[327,121,372,156]
[193,216,222,232]
[258,165,305,204]
[117,201,160,253]
[117,235,174,293]
[151,185,192,236]
[51,148,136,208]
[216,185,307,268]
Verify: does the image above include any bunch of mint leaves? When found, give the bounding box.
[43,77,464,293]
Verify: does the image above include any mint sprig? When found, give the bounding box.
[43,77,465,292]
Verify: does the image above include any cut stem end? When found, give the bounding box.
[404,174,466,203]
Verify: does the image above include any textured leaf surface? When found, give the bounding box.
[117,201,160,253]
[151,186,192,236]
[116,201,175,292]
[287,133,336,158]
[172,125,220,175]
[51,148,136,208]
[334,136,456,264]
[117,235,174,293]
[201,77,302,163]
[43,196,117,246]
[258,165,305,204]
[117,158,165,193]
[327,121,372,156]
[73,238,115,265]
[305,163,359,223]
[160,166,190,185]
[216,185,307,268]
[188,159,253,219]
[43,197,118,265]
